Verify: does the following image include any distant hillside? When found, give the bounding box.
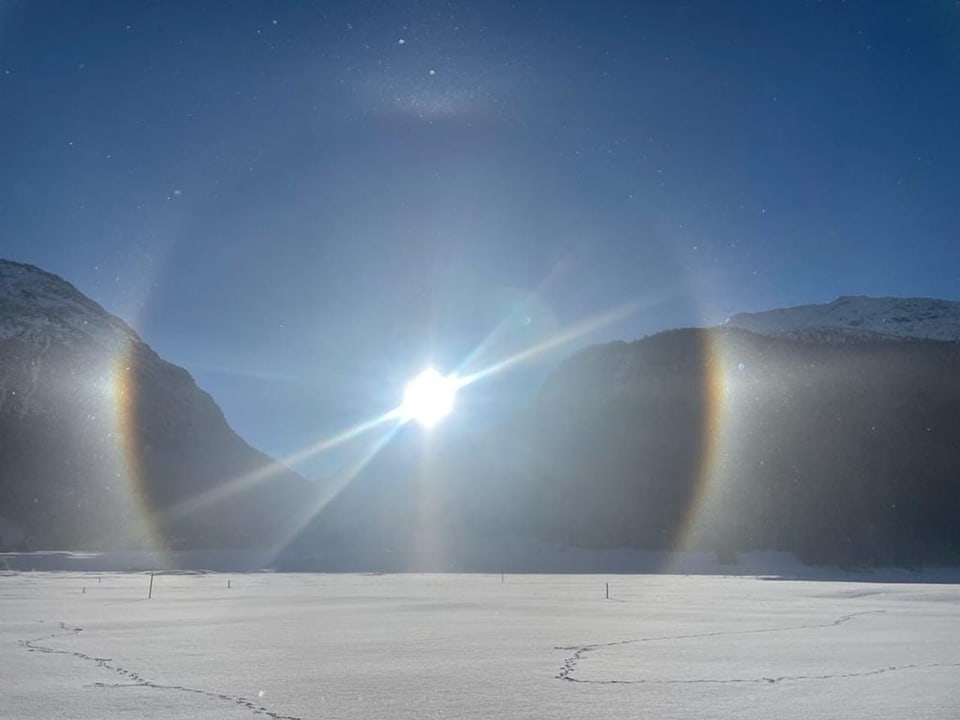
[503,326,960,566]
[0,259,310,551]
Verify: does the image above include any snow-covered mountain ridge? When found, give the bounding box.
[724,296,960,342]
[0,259,134,346]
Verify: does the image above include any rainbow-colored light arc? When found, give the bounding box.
[665,330,733,567]
[110,343,170,560]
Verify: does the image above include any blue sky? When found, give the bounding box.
[2,0,959,473]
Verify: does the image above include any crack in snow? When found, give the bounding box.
[19,622,303,720]
[554,609,960,685]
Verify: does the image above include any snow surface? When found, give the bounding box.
[724,296,960,342]
[3,572,959,719]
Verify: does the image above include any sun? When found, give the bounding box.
[401,368,457,428]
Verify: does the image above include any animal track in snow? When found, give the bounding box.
[555,610,960,685]
[19,622,303,720]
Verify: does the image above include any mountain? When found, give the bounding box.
[432,300,960,567]
[503,321,960,567]
[725,295,960,342]
[0,260,310,552]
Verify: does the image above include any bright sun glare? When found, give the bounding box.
[401,368,457,428]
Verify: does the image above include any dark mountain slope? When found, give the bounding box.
[0,260,309,551]
[495,327,960,566]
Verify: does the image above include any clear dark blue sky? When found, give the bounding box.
[2,1,959,472]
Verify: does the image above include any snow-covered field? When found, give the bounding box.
[3,572,959,719]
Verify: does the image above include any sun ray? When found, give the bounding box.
[168,407,402,521]
[264,420,404,565]
[454,260,572,378]
[457,297,653,390]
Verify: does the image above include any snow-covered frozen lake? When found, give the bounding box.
[3,572,959,719]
